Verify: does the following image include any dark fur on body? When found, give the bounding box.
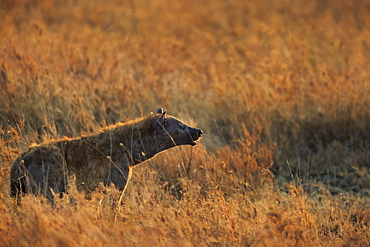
[10,109,203,201]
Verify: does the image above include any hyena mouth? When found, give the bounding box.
[190,129,203,146]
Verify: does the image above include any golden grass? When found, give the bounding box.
[1,0,370,245]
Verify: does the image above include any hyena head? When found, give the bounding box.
[153,108,203,151]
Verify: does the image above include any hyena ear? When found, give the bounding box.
[157,108,164,114]
[157,109,167,126]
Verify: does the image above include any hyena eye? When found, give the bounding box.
[179,124,185,131]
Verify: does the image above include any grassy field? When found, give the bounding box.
[1,0,370,246]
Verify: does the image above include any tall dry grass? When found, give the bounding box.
[1,0,370,246]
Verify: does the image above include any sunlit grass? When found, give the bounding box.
[1,0,370,245]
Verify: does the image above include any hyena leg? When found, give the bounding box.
[117,168,133,206]
[10,159,31,200]
[27,163,66,202]
[105,166,132,206]
[107,166,131,191]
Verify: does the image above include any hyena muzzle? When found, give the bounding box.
[10,108,203,202]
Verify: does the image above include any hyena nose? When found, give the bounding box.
[197,129,203,137]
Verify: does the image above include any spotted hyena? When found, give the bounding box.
[10,108,203,201]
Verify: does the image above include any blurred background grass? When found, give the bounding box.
[0,0,370,245]
[1,0,369,194]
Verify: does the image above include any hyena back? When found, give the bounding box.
[10,108,203,201]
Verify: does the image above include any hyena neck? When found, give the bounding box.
[110,114,174,165]
[130,131,170,165]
